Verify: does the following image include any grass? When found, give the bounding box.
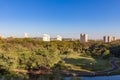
[64,53,113,72]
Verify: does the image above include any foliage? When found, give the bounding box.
[0,38,119,73]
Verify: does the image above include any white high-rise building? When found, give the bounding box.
[103,36,116,43]
[108,36,111,42]
[111,36,116,41]
[80,34,88,42]
[103,36,111,43]
[43,34,50,41]
[57,35,62,41]
[24,33,29,38]
[103,36,108,42]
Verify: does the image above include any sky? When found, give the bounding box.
[0,0,120,39]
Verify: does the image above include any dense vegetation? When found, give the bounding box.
[0,38,120,75]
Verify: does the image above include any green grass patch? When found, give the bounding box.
[64,53,112,72]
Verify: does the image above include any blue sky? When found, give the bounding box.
[0,0,120,39]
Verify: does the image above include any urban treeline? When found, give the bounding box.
[0,37,120,74]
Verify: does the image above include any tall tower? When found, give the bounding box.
[108,36,111,42]
[80,34,88,43]
[84,34,88,42]
[103,36,108,42]
[80,34,83,42]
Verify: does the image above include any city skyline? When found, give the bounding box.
[0,33,118,41]
[0,0,120,39]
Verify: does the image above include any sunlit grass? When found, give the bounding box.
[64,53,112,72]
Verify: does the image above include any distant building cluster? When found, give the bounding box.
[43,34,62,41]
[80,34,88,43]
[0,33,118,43]
[103,36,116,43]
